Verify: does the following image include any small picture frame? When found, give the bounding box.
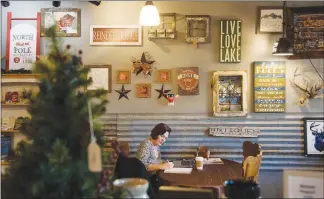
[41,8,81,37]
[156,69,171,83]
[257,7,283,33]
[85,65,112,92]
[116,70,131,84]
[185,15,210,43]
[303,117,324,157]
[136,83,151,98]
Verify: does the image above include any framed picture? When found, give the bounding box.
[41,8,81,37]
[257,7,283,33]
[85,65,112,92]
[303,117,324,157]
[212,71,248,117]
[116,70,131,84]
[177,67,199,95]
[136,83,151,98]
[90,25,142,46]
[156,69,171,83]
[283,170,324,198]
[185,15,210,44]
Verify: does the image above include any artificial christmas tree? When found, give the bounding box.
[1,25,112,199]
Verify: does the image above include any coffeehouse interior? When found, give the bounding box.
[1,1,324,199]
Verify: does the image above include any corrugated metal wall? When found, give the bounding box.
[99,113,324,171]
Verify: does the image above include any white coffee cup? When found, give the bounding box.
[195,156,204,170]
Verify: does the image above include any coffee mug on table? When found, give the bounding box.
[195,156,204,170]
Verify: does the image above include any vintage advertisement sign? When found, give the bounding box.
[177,67,199,95]
[90,25,142,46]
[9,24,37,70]
[254,61,286,112]
[220,20,242,63]
[209,126,260,137]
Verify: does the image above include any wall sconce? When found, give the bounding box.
[139,1,160,26]
[272,1,293,56]
[1,1,10,7]
[52,1,61,7]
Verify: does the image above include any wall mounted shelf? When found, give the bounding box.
[148,13,176,40]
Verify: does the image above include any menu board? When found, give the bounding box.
[291,6,324,59]
[254,61,286,112]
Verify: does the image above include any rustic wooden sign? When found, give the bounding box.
[254,61,286,112]
[90,25,142,46]
[177,67,199,95]
[209,126,260,137]
[220,20,242,63]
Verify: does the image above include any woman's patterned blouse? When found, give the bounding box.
[136,138,161,170]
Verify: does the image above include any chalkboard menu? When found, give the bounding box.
[290,7,324,59]
[254,61,286,112]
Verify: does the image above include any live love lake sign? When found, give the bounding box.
[9,24,37,70]
[220,20,242,63]
[209,126,260,138]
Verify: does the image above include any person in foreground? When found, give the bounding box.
[136,123,174,193]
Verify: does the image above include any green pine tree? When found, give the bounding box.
[2,25,111,199]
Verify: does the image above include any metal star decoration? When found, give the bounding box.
[155,84,171,99]
[132,52,155,76]
[115,85,131,100]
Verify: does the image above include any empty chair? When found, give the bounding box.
[197,146,209,159]
[242,154,262,183]
[158,186,215,199]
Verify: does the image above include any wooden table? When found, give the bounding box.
[158,159,243,197]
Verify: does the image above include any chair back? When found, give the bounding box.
[159,186,215,199]
[242,154,262,182]
[197,146,209,159]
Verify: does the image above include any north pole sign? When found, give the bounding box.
[220,20,242,63]
[177,67,199,95]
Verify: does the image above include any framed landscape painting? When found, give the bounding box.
[41,8,81,37]
[257,7,283,33]
[304,117,324,157]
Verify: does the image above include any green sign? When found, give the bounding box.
[220,20,242,63]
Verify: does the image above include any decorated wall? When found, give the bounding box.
[1,1,323,114]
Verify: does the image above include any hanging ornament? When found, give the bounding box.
[87,101,102,172]
[115,85,131,100]
[131,52,156,76]
[155,84,171,99]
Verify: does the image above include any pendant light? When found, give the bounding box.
[272,1,293,56]
[139,1,160,26]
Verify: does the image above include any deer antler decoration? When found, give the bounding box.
[291,65,324,106]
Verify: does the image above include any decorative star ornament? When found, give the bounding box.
[115,85,131,100]
[132,52,155,76]
[155,84,171,99]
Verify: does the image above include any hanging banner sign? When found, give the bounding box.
[209,126,260,137]
[9,24,37,70]
[220,20,242,63]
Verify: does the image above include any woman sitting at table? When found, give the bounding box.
[136,123,174,171]
[136,123,174,193]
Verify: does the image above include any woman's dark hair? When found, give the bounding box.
[150,123,171,139]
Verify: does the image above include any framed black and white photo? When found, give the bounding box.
[257,7,283,33]
[303,117,324,157]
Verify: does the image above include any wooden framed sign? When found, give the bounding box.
[85,64,112,92]
[220,20,242,63]
[90,25,142,46]
[254,61,286,112]
[177,67,199,95]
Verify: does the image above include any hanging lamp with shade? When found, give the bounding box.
[272,1,294,56]
[139,1,160,26]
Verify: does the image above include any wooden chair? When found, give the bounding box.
[242,154,262,183]
[197,146,209,159]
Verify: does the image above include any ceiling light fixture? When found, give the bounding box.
[89,1,101,6]
[1,1,10,7]
[272,1,293,56]
[52,1,61,7]
[139,1,160,26]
